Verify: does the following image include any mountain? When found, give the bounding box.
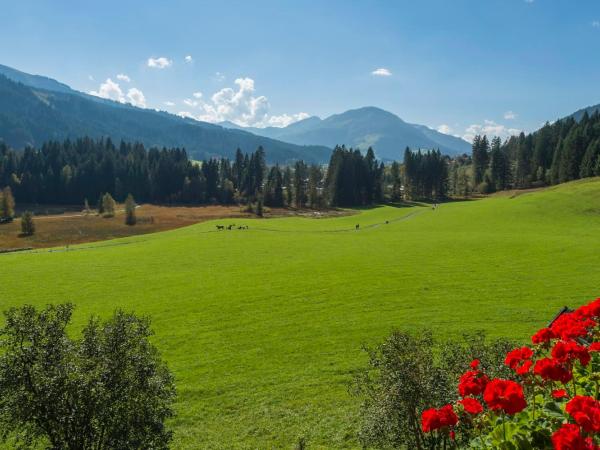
[220,107,471,160]
[0,66,330,164]
[570,103,600,122]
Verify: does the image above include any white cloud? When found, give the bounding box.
[504,110,517,120]
[176,77,308,127]
[116,73,131,82]
[371,68,392,77]
[164,101,175,107]
[126,88,146,107]
[185,55,193,63]
[147,57,172,69]
[183,98,199,107]
[88,75,95,81]
[266,112,310,127]
[89,78,146,108]
[89,78,124,102]
[177,111,196,119]
[213,72,225,82]
[593,20,600,28]
[437,124,453,135]
[463,120,521,143]
[524,0,534,3]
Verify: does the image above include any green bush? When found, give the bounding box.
[352,330,513,449]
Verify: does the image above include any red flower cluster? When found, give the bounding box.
[551,312,596,342]
[566,396,600,434]
[458,397,483,415]
[534,357,573,383]
[421,297,600,449]
[483,379,527,415]
[532,327,556,345]
[505,346,534,375]
[552,340,591,367]
[421,404,458,432]
[458,367,489,397]
[552,423,597,450]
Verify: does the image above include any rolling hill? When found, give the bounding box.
[1,178,599,447]
[221,106,472,159]
[0,64,330,163]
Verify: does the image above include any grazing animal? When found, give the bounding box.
[385,220,389,224]
[216,225,224,230]
[355,224,360,230]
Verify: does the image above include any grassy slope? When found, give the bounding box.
[1,179,600,448]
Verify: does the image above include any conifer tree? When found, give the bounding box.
[20,211,35,236]
[125,194,136,225]
[102,193,116,217]
[1,186,15,219]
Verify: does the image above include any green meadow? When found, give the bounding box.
[1,178,600,448]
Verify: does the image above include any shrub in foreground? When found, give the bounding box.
[0,303,176,449]
[421,297,600,449]
[352,330,514,449]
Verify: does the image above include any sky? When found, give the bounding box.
[2,0,600,141]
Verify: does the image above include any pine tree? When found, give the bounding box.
[580,139,600,178]
[102,193,116,217]
[20,211,35,236]
[472,135,490,187]
[125,194,136,225]
[390,162,402,201]
[1,186,15,219]
[97,193,105,215]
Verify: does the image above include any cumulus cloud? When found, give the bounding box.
[89,78,146,108]
[147,57,172,69]
[504,110,517,120]
[116,73,131,82]
[266,112,310,127]
[437,124,453,135]
[126,88,146,107]
[175,78,309,127]
[371,68,392,77]
[89,78,124,102]
[185,55,193,63]
[463,120,521,143]
[164,101,175,107]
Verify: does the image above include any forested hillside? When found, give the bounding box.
[0,74,330,164]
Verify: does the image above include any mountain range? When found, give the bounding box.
[0,64,474,162]
[221,107,471,160]
[0,64,329,163]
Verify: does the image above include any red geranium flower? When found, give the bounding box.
[566,396,600,433]
[552,389,568,399]
[575,298,600,320]
[534,357,573,383]
[532,327,556,345]
[421,404,458,433]
[552,423,596,450]
[470,359,480,369]
[551,312,596,341]
[483,379,527,415]
[552,340,591,366]
[458,369,489,397]
[459,397,483,415]
[590,342,600,352]
[505,346,534,375]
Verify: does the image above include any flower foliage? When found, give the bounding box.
[421,297,600,449]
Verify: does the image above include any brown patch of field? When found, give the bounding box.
[0,204,350,250]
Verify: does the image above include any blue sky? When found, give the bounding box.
[2,0,600,141]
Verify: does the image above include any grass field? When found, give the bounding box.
[1,178,600,448]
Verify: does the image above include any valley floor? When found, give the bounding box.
[1,178,600,448]
[0,204,350,250]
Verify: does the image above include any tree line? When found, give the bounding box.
[449,110,600,195]
[0,138,453,209]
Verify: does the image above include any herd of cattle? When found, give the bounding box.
[215,224,249,231]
